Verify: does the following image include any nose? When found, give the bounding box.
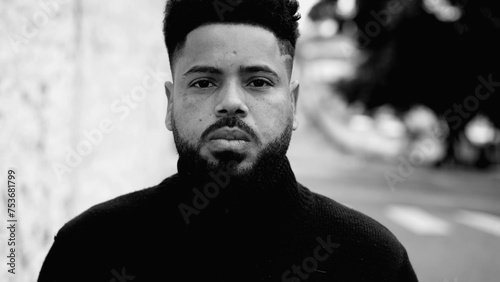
[214,81,248,118]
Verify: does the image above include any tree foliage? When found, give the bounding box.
[310,0,500,167]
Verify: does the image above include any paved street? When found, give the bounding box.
[288,125,500,282]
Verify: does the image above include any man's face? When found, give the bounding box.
[165,23,299,175]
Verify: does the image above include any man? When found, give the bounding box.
[38,0,419,281]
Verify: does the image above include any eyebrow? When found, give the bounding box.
[183,66,223,77]
[182,64,281,82]
[239,65,280,83]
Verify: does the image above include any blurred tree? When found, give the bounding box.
[309,0,500,168]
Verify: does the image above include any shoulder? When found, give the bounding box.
[302,183,400,245]
[299,183,417,280]
[37,175,186,281]
[56,174,182,239]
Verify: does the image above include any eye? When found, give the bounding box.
[248,79,272,88]
[192,80,215,88]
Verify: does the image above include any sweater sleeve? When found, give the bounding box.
[395,249,419,282]
[37,228,112,282]
[37,232,72,282]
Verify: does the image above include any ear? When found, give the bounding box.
[290,80,299,130]
[164,81,174,131]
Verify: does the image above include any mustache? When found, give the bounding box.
[200,117,259,143]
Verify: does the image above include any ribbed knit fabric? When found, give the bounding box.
[38,157,419,282]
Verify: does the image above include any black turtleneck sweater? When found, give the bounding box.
[38,158,418,282]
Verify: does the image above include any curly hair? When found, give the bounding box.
[163,0,301,70]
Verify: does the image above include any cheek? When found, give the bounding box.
[173,97,212,138]
[254,99,293,139]
[177,92,214,115]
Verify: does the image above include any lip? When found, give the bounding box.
[207,127,251,142]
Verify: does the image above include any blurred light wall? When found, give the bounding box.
[1,1,176,280]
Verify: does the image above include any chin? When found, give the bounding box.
[225,160,255,176]
[205,152,256,175]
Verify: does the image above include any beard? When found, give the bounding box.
[172,116,293,186]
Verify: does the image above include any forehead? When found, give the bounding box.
[174,24,289,77]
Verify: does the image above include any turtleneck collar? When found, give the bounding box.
[176,155,312,220]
